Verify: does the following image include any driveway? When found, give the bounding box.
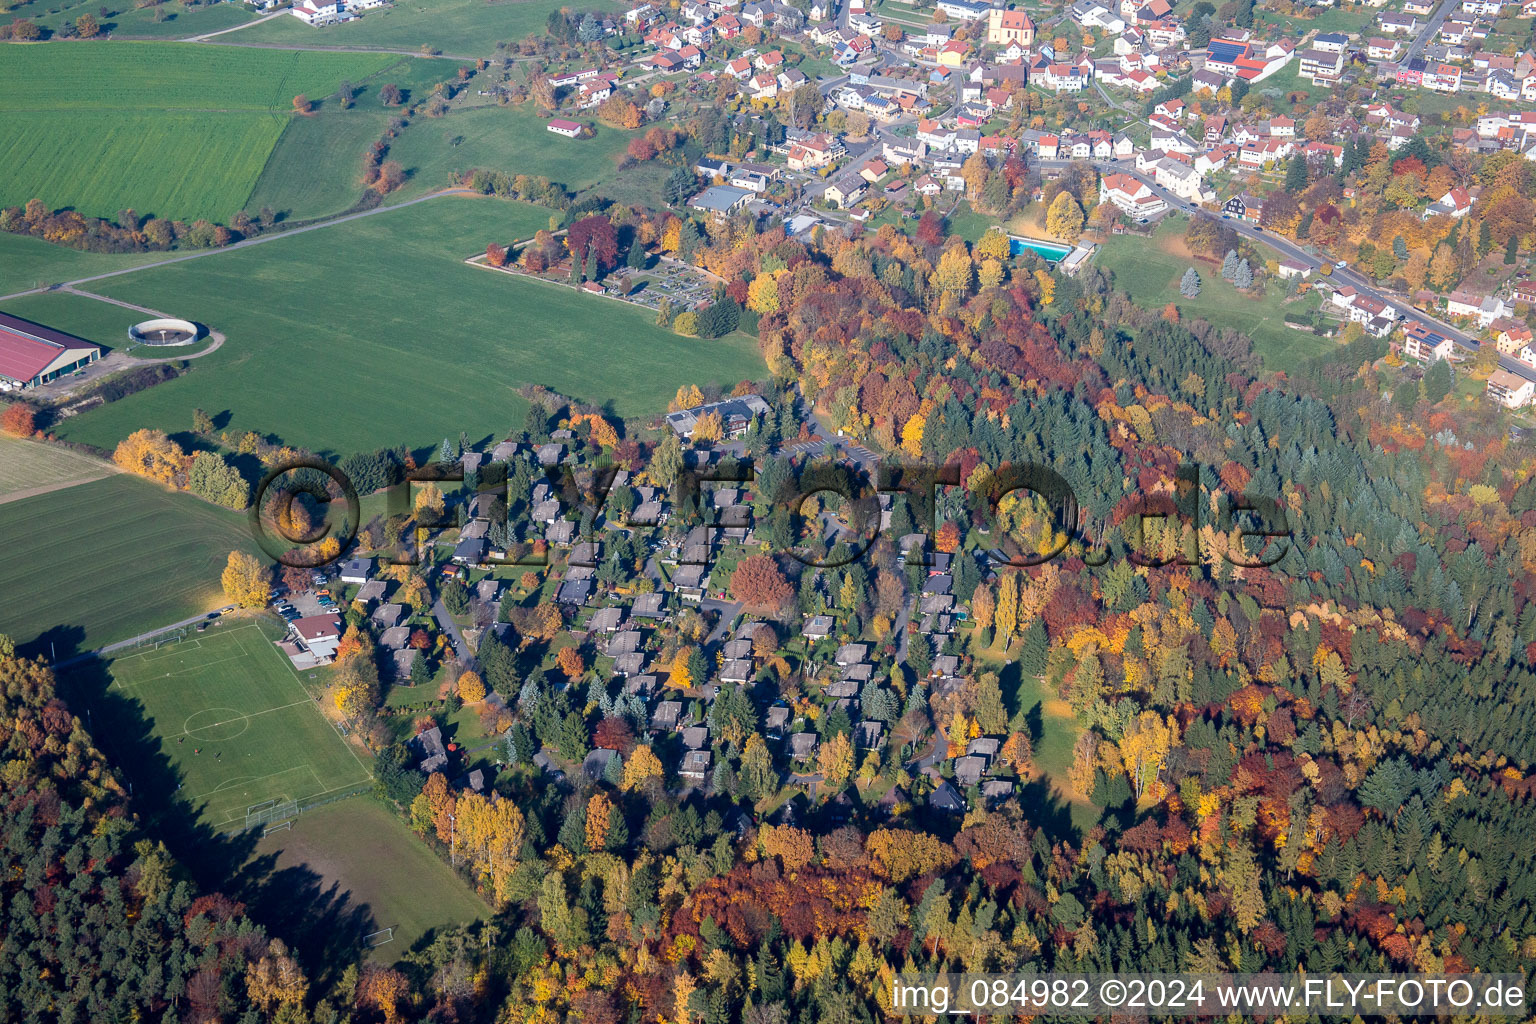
[433,598,476,668]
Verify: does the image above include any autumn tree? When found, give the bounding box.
[760,824,815,868]
[457,670,487,703]
[1046,190,1085,242]
[221,551,271,608]
[0,403,35,437]
[623,743,664,789]
[730,554,793,611]
[292,94,312,114]
[557,645,586,680]
[113,428,186,486]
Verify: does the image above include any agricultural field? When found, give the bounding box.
[0,42,398,221]
[1095,217,1334,374]
[104,622,372,830]
[4,0,261,39]
[51,196,766,456]
[0,231,167,295]
[245,58,458,221]
[0,435,116,503]
[0,473,260,656]
[253,797,488,956]
[388,104,640,199]
[221,0,624,54]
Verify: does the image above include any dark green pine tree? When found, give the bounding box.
[1019,618,1048,676]
[584,243,599,282]
[627,237,646,270]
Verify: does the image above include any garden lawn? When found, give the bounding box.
[50,196,766,455]
[0,473,261,656]
[0,43,397,221]
[220,0,625,54]
[0,436,115,502]
[253,796,488,956]
[1095,218,1333,374]
[104,621,372,830]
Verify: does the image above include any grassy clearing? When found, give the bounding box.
[50,197,765,455]
[105,621,372,830]
[220,0,623,53]
[1095,217,1333,374]
[254,796,487,955]
[388,104,639,199]
[0,42,396,221]
[0,473,260,656]
[0,232,168,294]
[0,436,115,502]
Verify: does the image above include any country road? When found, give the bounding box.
[0,188,478,303]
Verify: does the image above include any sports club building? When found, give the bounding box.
[0,312,101,392]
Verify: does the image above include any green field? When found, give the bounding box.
[0,231,170,295]
[0,42,398,221]
[0,474,260,655]
[254,796,487,956]
[245,58,458,221]
[222,0,623,54]
[389,104,639,199]
[106,622,371,830]
[1095,217,1333,374]
[0,436,115,502]
[48,196,766,455]
[3,0,261,39]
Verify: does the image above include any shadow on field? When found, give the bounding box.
[22,623,86,662]
[60,657,371,987]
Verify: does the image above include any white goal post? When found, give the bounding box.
[245,797,299,831]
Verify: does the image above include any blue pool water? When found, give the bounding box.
[1009,236,1072,262]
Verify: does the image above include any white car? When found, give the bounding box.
[1336,260,1348,269]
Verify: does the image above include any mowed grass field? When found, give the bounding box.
[1095,217,1333,374]
[223,0,624,54]
[0,43,397,221]
[0,436,115,502]
[107,622,371,830]
[255,797,487,955]
[52,196,766,455]
[0,231,175,295]
[0,474,260,655]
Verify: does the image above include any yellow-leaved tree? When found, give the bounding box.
[623,743,665,790]
[221,551,271,608]
[113,428,186,486]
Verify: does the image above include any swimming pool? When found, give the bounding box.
[1009,236,1072,262]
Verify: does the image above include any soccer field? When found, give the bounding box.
[107,623,371,831]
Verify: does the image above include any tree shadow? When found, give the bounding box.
[1014,775,1081,846]
[22,623,86,662]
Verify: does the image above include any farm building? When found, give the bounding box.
[546,119,584,138]
[0,312,101,391]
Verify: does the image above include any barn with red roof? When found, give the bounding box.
[0,312,101,391]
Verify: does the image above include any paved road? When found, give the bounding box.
[52,605,236,669]
[0,188,477,302]
[433,598,477,668]
[1405,0,1458,63]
